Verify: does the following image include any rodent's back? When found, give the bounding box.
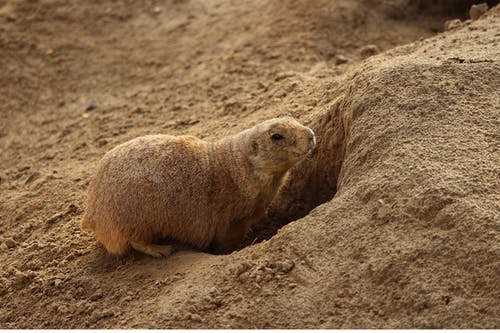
[82,134,219,248]
[81,117,315,255]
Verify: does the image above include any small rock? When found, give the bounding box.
[91,309,114,322]
[208,287,218,295]
[90,291,103,301]
[67,204,78,214]
[212,44,224,54]
[5,238,17,249]
[279,260,295,273]
[237,271,249,282]
[86,100,97,111]
[334,55,349,65]
[14,271,29,286]
[272,89,287,99]
[469,3,488,21]
[97,139,108,147]
[24,171,41,185]
[47,212,64,225]
[172,104,184,111]
[176,118,199,126]
[275,71,295,81]
[153,6,161,14]
[257,81,269,90]
[359,44,380,59]
[233,262,252,277]
[444,19,462,31]
[6,13,17,22]
[54,279,63,288]
[188,313,202,322]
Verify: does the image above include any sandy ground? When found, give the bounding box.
[0,0,499,328]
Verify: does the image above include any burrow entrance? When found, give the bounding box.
[237,0,498,250]
[239,99,348,250]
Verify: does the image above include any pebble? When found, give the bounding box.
[6,13,17,22]
[444,19,462,31]
[47,212,64,224]
[257,80,269,90]
[67,204,78,214]
[54,279,63,288]
[272,89,287,99]
[91,309,114,322]
[278,259,295,273]
[237,271,249,282]
[212,44,224,54]
[233,262,252,277]
[5,238,17,249]
[14,271,30,286]
[275,71,295,81]
[334,55,349,65]
[18,165,30,172]
[188,313,202,322]
[24,171,41,185]
[90,291,103,301]
[359,44,380,59]
[86,100,97,111]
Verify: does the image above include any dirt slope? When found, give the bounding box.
[0,0,499,328]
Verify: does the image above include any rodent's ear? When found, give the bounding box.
[252,141,259,156]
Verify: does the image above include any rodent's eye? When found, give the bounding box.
[271,133,284,141]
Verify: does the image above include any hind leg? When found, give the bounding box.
[130,241,174,258]
[93,228,129,256]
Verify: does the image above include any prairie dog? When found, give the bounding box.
[81,117,316,257]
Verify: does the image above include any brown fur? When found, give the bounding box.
[81,117,315,257]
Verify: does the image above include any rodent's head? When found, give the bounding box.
[246,117,316,174]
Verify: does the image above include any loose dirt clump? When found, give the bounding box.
[1,0,499,329]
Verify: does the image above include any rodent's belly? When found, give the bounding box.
[162,214,218,249]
